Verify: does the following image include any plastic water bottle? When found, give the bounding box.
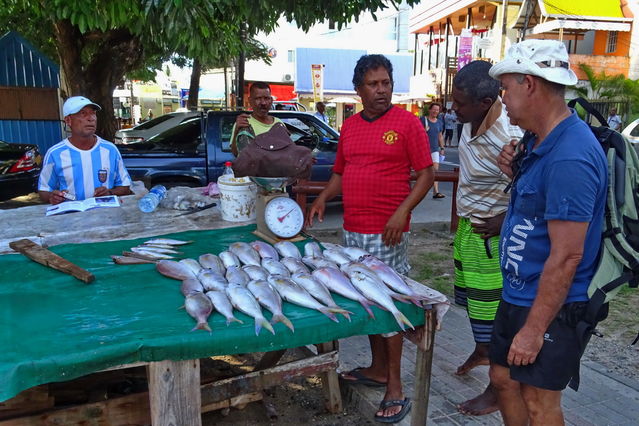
[138,184,167,213]
[223,161,234,177]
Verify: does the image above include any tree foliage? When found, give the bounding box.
[0,0,415,139]
[573,63,639,118]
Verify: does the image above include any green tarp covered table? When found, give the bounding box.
[0,225,440,425]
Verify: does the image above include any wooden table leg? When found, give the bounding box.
[410,309,436,426]
[316,341,342,413]
[147,359,201,426]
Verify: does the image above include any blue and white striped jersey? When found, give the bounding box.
[38,137,131,201]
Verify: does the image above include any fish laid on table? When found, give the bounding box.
[229,242,261,266]
[250,240,279,260]
[291,272,351,321]
[267,275,346,323]
[198,253,225,274]
[206,290,243,326]
[225,266,251,286]
[248,279,294,332]
[274,241,302,259]
[242,264,269,281]
[342,246,370,261]
[319,242,346,253]
[322,249,351,266]
[226,283,275,336]
[262,258,290,277]
[185,292,213,332]
[219,251,241,268]
[280,257,310,275]
[142,243,179,249]
[156,259,196,280]
[123,250,174,260]
[111,255,156,265]
[349,270,414,331]
[132,246,181,255]
[342,262,413,304]
[302,256,339,271]
[361,255,423,302]
[303,241,323,258]
[312,267,376,319]
[181,277,204,297]
[197,270,227,291]
[144,238,193,246]
[180,258,202,276]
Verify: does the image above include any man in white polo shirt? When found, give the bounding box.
[38,96,131,204]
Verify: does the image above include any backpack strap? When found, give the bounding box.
[567,98,609,128]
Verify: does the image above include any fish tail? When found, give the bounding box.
[263,318,276,335]
[391,293,413,305]
[191,322,212,333]
[341,312,352,322]
[272,314,295,332]
[319,307,340,323]
[360,300,376,319]
[393,310,415,331]
[226,316,244,326]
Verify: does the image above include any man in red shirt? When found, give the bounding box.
[306,54,434,423]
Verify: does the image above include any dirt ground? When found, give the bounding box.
[3,194,637,424]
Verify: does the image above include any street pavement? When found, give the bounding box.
[305,147,639,424]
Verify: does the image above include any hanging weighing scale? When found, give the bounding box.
[250,177,305,243]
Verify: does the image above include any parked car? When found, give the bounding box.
[0,140,42,201]
[114,111,200,145]
[118,110,339,187]
[622,118,639,144]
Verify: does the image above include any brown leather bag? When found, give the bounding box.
[232,122,313,179]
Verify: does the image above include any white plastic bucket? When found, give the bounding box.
[217,176,257,222]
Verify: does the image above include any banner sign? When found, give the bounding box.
[458,28,473,70]
[311,64,324,102]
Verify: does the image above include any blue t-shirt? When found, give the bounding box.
[499,112,607,307]
[424,117,444,152]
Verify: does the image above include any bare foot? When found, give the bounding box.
[375,390,406,419]
[455,343,489,375]
[458,384,498,416]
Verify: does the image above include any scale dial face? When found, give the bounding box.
[264,196,304,239]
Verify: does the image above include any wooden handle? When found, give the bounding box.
[9,239,95,284]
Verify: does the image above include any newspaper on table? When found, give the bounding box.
[45,195,121,216]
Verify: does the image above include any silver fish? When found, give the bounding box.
[198,253,226,274]
[142,243,178,249]
[185,292,213,333]
[242,265,269,280]
[229,242,262,266]
[205,290,243,326]
[303,241,323,258]
[248,279,294,332]
[302,256,339,271]
[322,249,351,266]
[112,255,156,265]
[342,246,369,261]
[341,262,412,304]
[349,270,414,331]
[280,257,310,274]
[226,266,251,286]
[124,250,174,260]
[145,238,193,246]
[156,259,196,280]
[226,283,275,336]
[180,258,202,276]
[274,241,302,259]
[312,267,376,319]
[267,275,345,322]
[219,251,241,268]
[262,258,290,277]
[181,278,204,297]
[291,272,351,321]
[320,242,346,252]
[197,269,227,291]
[250,240,279,259]
[133,246,181,255]
[361,256,422,302]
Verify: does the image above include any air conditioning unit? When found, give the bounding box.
[283,74,293,82]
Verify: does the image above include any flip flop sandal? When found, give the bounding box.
[374,397,412,423]
[433,192,446,199]
[339,367,386,388]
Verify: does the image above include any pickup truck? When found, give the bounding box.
[118,110,339,187]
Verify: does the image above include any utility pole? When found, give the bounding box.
[500,0,508,59]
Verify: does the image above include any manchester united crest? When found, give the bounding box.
[382,130,398,145]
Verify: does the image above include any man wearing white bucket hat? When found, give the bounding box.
[489,40,607,424]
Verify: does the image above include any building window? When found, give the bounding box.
[287,50,295,63]
[606,31,618,54]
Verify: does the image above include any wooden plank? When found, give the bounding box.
[200,392,262,413]
[200,351,338,405]
[148,359,201,426]
[8,239,94,283]
[0,391,150,426]
[0,386,53,421]
[410,309,436,426]
[253,349,287,372]
[316,342,342,413]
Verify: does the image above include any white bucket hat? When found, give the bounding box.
[62,96,101,118]
[489,39,578,86]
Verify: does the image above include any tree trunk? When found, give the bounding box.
[237,25,246,108]
[187,58,202,111]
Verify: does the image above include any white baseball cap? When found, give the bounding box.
[489,39,578,86]
[62,96,101,118]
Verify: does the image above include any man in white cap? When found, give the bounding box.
[489,40,607,424]
[38,96,131,204]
